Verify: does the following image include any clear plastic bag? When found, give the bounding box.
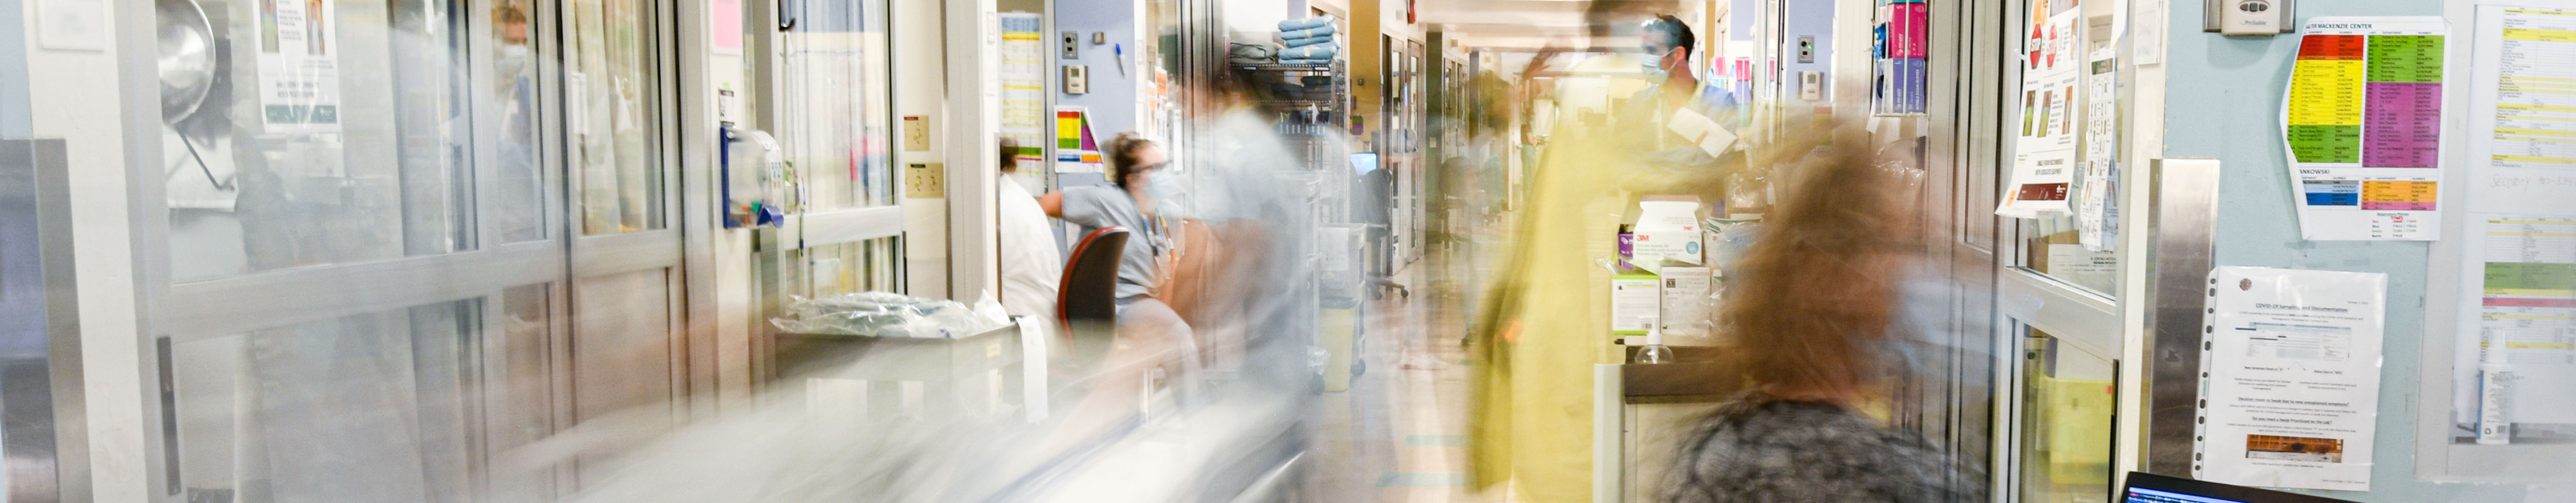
[770,291,1011,339]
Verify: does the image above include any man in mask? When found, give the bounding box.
[1614,15,1740,186]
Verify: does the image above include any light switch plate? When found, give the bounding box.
[906,163,945,199]
[901,116,931,151]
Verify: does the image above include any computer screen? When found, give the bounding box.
[1351,152,1379,175]
[2125,486,2251,503]
[2121,472,2358,503]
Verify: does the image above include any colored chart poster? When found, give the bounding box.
[2279,17,2448,240]
[1053,106,1103,173]
[1999,2,2083,218]
[2195,267,2389,492]
[2434,4,2576,446]
[999,14,1046,165]
[256,0,340,133]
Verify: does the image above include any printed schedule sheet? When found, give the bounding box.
[2281,17,2450,240]
[2444,3,2576,441]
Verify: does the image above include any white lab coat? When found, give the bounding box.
[997,176,1063,337]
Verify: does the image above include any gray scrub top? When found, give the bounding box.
[1058,184,1163,301]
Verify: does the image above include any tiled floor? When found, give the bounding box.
[1302,260,1493,503]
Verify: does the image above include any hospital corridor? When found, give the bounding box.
[0,0,2572,501]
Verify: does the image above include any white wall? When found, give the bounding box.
[21,0,149,500]
[899,0,951,299]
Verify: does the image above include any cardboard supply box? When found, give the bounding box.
[1632,199,1704,270]
[1658,267,1714,339]
[1611,273,1661,336]
[1882,3,1929,59]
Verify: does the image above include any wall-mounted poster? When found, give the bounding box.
[999,13,1046,165]
[1998,0,2082,218]
[1054,106,1103,173]
[2278,17,2449,240]
[257,0,340,133]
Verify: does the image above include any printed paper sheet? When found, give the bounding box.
[2443,5,2576,435]
[1000,14,1046,164]
[257,0,341,133]
[2076,47,2121,250]
[2195,267,2388,492]
[2279,17,2449,240]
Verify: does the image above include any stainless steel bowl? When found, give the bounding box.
[157,0,217,124]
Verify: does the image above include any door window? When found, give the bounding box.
[567,0,666,234]
[163,0,478,281]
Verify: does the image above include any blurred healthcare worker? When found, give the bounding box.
[994,136,1062,341]
[1659,142,1981,503]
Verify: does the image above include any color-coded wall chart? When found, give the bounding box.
[2281,18,2450,240]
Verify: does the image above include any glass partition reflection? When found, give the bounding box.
[490,2,546,243]
[169,298,498,502]
[162,0,476,282]
[2017,327,2117,503]
[568,0,666,235]
[776,0,896,210]
[2021,214,2119,295]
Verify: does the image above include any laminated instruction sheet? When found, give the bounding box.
[2195,267,2388,492]
[2279,17,2449,240]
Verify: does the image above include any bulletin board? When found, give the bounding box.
[2420,0,2576,482]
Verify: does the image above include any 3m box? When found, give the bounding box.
[1632,199,1704,269]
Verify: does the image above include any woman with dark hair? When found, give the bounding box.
[1659,144,1980,503]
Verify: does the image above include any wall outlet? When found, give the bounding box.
[1062,31,1080,58]
[1797,35,1816,63]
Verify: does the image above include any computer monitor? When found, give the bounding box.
[2121,472,2358,503]
[1351,152,1379,175]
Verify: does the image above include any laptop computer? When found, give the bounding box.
[2121,472,2360,503]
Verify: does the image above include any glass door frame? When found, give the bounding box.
[117,0,697,498]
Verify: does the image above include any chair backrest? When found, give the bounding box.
[1056,226,1129,324]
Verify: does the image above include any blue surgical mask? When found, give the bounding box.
[1639,47,1675,80]
[1144,171,1178,201]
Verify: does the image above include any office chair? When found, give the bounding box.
[1056,226,1129,367]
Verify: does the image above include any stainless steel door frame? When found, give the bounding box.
[1904,0,2014,498]
[3,139,90,503]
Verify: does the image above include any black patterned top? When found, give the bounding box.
[1662,393,1986,503]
